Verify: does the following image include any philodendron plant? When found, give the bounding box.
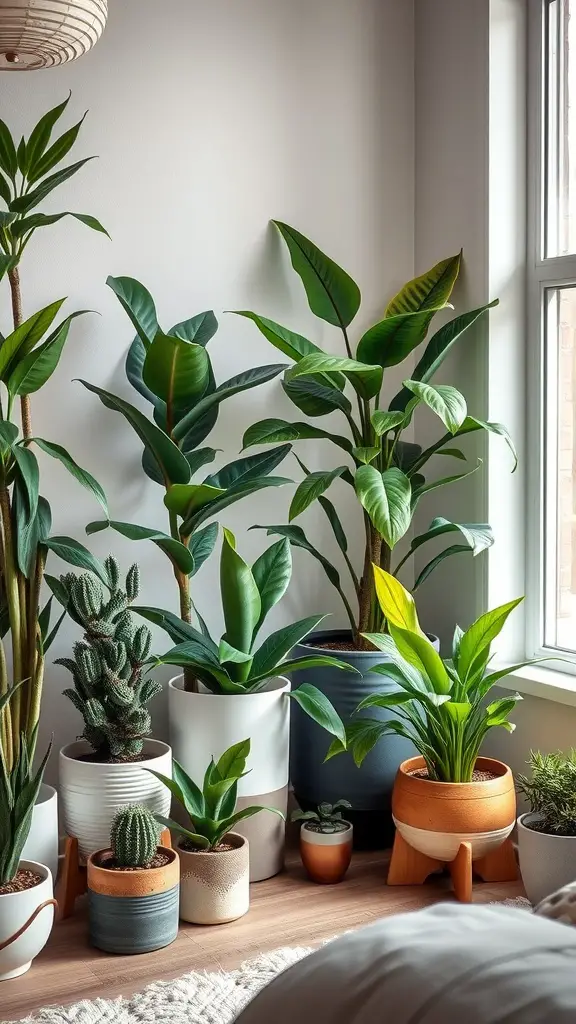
[148,529,348,742]
[237,222,516,646]
[328,568,543,783]
[81,277,292,662]
[292,799,351,834]
[0,98,114,769]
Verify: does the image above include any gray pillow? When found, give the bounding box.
[234,903,576,1023]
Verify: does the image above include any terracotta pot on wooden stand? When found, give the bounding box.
[299,821,353,884]
[387,756,518,902]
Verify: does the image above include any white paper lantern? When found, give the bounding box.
[0,1,107,70]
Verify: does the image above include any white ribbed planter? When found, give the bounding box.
[0,862,54,982]
[168,675,289,881]
[59,739,172,862]
[22,785,59,881]
[178,833,249,924]
[517,812,576,906]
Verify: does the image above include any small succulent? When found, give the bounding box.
[110,804,162,868]
[56,556,162,761]
[517,750,576,837]
[291,800,352,834]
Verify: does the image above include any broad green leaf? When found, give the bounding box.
[10,158,95,214]
[216,739,250,780]
[286,353,382,400]
[125,335,158,404]
[445,702,472,724]
[218,640,253,665]
[289,465,348,521]
[251,538,292,632]
[0,211,17,227]
[143,331,210,406]
[8,311,90,396]
[458,598,524,683]
[411,461,481,502]
[172,364,286,442]
[182,447,219,477]
[180,476,291,537]
[372,567,421,632]
[12,445,39,520]
[86,518,194,574]
[0,422,18,450]
[356,691,414,710]
[273,220,360,328]
[204,445,291,490]
[165,482,225,518]
[250,615,327,678]
[232,312,325,362]
[389,301,498,412]
[44,536,109,584]
[242,418,352,454]
[0,119,17,178]
[353,446,380,464]
[27,112,87,183]
[79,381,191,486]
[436,447,466,461]
[188,522,219,576]
[408,517,493,558]
[283,376,352,418]
[289,683,346,743]
[107,275,159,348]
[133,606,219,649]
[318,495,349,554]
[403,380,467,433]
[485,695,522,727]
[24,94,71,175]
[389,624,451,695]
[0,299,65,381]
[355,466,412,548]
[454,416,518,471]
[385,252,461,316]
[220,528,261,654]
[0,172,11,205]
[251,522,344,591]
[169,311,218,346]
[371,410,406,437]
[32,438,108,515]
[356,308,443,369]
[12,211,109,239]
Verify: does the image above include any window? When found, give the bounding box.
[529,0,576,661]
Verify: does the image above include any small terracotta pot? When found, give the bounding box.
[300,822,353,884]
[391,756,516,862]
[87,846,179,953]
[178,832,249,925]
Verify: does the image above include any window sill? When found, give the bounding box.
[495,664,576,708]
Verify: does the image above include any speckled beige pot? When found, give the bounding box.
[177,833,249,925]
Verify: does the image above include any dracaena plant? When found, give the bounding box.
[236,222,516,647]
[148,738,284,851]
[149,528,348,743]
[80,278,292,685]
[327,568,543,783]
[0,97,113,769]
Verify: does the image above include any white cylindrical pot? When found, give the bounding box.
[0,862,54,982]
[168,676,289,881]
[59,739,172,862]
[22,785,59,882]
[517,812,576,905]
[178,833,249,924]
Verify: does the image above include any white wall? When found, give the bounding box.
[0,0,415,780]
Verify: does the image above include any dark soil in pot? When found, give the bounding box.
[0,870,43,895]
[97,851,172,871]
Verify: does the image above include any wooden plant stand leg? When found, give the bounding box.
[387,831,443,886]
[160,828,172,850]
[56,837,87,920]
[449,841,473,903]
[474,838,518,883]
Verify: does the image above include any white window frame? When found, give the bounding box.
[526,0,576,672]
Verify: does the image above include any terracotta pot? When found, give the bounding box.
[300,822,353,884]
[177,832,249,925]
[87,846,179,953]
[391,756,516,862]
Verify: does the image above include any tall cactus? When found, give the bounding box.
[57,557,162,762]
[110,804,161,867]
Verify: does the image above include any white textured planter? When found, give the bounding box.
[178,833,249,924]
[22,785,59,881]
[59,739,172,862]
[0,862,54,982]
[517,812,576,905]
[168,675,288,881]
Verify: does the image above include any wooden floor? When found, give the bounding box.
[1,849,525,1022]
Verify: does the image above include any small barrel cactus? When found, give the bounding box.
[110,804,162,868]
[56,556,162,762]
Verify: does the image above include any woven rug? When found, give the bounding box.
[8,899,531,1024]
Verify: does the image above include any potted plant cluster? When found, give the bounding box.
[0,689,55,982]
[328,569,536,901]
[236,222,515,824]
[150,739,281,924]
[55,558,172,860]
[87,803,179,954]
[517,751,576,905]
[292,799,353,884]
[153,528,349,880]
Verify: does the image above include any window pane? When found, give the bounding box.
[545,0,576,257]
[543,285,576,650]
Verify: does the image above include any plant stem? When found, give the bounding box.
[168,507,196,691]
[0,486,22,760]
[8,267,32,440]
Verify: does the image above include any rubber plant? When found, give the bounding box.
[0,96,111,768]
[80,279,293,687]
[236,223,517,647]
